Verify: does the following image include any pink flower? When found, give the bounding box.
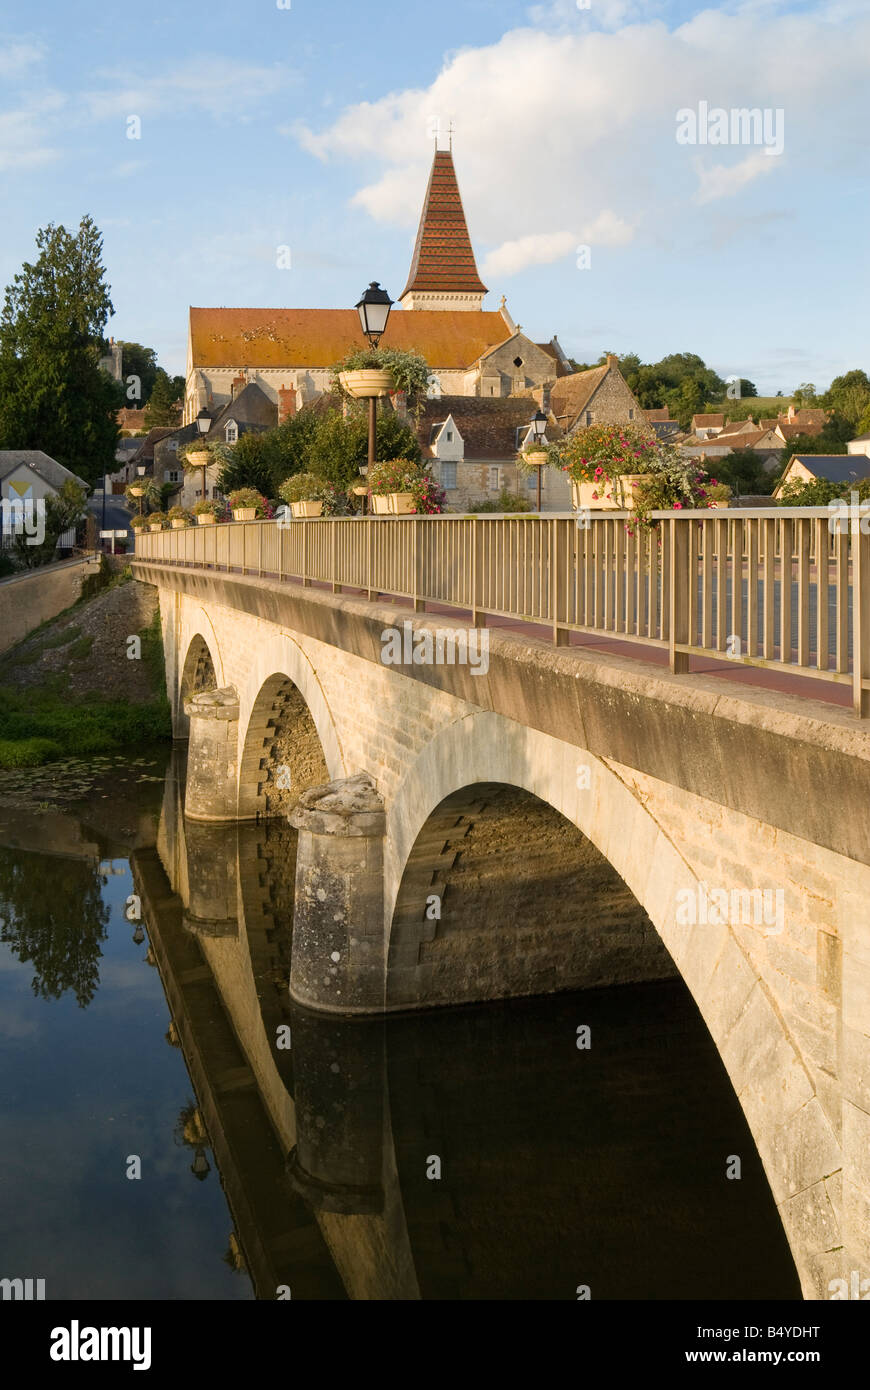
[674,501,683,509]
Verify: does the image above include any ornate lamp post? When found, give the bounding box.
[354,282,393,476]
[129,464,147,517]
[194,409,212,504]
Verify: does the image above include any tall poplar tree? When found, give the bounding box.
[0,216,121,487]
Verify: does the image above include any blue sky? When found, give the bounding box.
[0,0,866,393]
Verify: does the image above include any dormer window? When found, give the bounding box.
[225,421,238,444]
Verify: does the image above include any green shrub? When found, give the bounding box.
[467,489,533,514]
[0,737,63,767]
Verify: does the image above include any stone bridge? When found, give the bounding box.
[133,553,870,1300]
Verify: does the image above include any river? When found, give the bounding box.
[0,751,800,1300]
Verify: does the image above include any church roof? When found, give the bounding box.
[400,149,488,300]
[189,307,509,370]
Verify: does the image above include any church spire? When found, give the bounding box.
[399,147,488,311]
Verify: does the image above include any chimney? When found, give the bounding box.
[231,372,245,401]
[787,404,796,422]
[278,385,296,424]
[606,353,619,368]
[532,385,551,412]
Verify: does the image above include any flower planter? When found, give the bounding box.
[707,499,731,509]
[128,486,144,498]
[196,514,216,526]
[352,486,369,497]
[339,369,394,399]
[290,500,323,518]
[232,507,257,521]
[571,473,648,511]
[185,451,211,468]
[388,492,416,515]
[148,524,163,532]
[523,451,549,470]
[371,495,391,515]
[171,519,188,529]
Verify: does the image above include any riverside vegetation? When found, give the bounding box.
[0,559,171,768]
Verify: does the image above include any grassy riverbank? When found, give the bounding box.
[0,569,171,767]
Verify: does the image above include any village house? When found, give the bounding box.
[773,453,870,498]
[0,450,89,548]
[691,413,726,440]
[416,396,565,511]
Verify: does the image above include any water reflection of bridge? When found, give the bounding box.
[127,762,798,1302]
[134,766,420,1301]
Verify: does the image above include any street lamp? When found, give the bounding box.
[355,282,393,476]
[355,281,393,348]
[531,410,548,512]
[194,411,212,505]
[129,464,148,516]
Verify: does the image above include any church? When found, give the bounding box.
[183,146,574,425]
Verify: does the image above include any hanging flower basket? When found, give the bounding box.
[183,449,212,469]
[339,369,395,398]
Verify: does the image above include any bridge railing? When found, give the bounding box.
[135,508,870,716]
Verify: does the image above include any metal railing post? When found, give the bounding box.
[853,515,870,717]
[669,518,690,673]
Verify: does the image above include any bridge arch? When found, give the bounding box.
[385,710,836,1297]
[235,633,345,821]
[177,626,224,739]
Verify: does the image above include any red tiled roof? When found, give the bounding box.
[645,408,671,422]
[400,150,488,299]
[189,307,508,371]
[692,413,725,428]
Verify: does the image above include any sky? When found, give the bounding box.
[0,0,866,394]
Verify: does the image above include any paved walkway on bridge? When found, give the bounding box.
[303,576,853,712]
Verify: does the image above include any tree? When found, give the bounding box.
[116,341,158,406]
[0,216,121,488]
[712,448,773,496]
[821,370,870,432]
[14,480,88,568]
[792,383,817,408]
[736,378,758,398]
[779,430,848,468]
[143,368,184,427]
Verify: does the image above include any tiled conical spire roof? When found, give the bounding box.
[400,149,488,302]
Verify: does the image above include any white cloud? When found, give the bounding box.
[483,211,633,277]
[0,92,64,172]
[295,3,868,280]
[0,40,46,79]
[83,59,293,123]
[693,149,779,203]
